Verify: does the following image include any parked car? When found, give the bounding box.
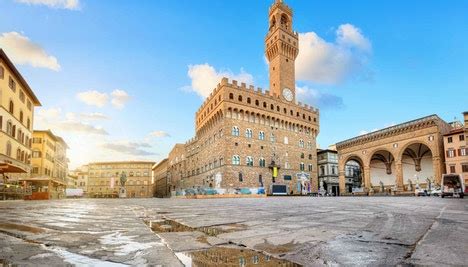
[440,174,465,198]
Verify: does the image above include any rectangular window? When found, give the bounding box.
[8,76,16,91]
[462,164,468,173]
[19,91,25,103]
[447,150,455,158]
[447,137,453,143]
[0,66,4,79]
[449,165,456,173]
[460,135,465,141]
[461,148,467,157]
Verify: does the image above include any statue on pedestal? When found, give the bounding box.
[119,171,127,198]
[408,179,413,191]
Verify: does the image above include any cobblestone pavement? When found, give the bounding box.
[0,197,467,266]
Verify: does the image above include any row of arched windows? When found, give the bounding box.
[1,116,31,148]
[7,100,31,130]
[231,126,313,149]
[5,141,31,164]
[228,93,317,123]
[232,155,266,167]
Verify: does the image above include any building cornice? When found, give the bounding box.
[336,115,448,150]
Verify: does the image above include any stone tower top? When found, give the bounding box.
[265,0,299,103]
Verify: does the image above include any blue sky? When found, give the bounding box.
[1,0,467,168]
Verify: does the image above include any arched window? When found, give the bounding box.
[238,95,242,102]
[9,100,14,114]
[270,133,276,142]
[299,140,304,148]
[301,153,305,159]
[300,162,305,171]
[258,131,265,140]
[276,106,280,112]
[263,102,267,108]
[229,93,234,100]
[255,100,259,106]
[245,128,253,138]
[232,155,240,165]
[238,172,243,182]
[259,158,266,167]
[0,66,4,79]
[308,154,312,160]
[6,120,13,136]
[16,148,21,160]
[246,156,254,166]
[270,104,274,110]
[19,111,23,123]
[308,164,313,172]
[231,126,240,136]
[27,118,31,130]
[6,142,12,157]
[247,97,251,104]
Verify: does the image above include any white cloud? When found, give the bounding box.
[296,85,343,109]
[76,89,130,109]
[296,24,371,84]
[101,141,156,156]
[15,0,80,10]
[149,131,170,138]
[78,112,110,121]
[76,90,109,108]
[36,107,108,135]
[111,89,130,109]
[186,64,254,98]
[0,32,60,71]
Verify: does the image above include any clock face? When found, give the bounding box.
[282,88,293,102]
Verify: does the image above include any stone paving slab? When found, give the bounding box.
[0,197,467,266]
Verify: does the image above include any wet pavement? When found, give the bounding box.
[0,197,467,266]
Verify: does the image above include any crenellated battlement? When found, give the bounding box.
[196,77,319,116]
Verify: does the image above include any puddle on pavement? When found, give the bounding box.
[147,220,194,233]
[254,241,297,255]
[175,246,302,267]
[146,220,246,237]
[0,223,46,234]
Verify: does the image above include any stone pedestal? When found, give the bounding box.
[119,187,127,198]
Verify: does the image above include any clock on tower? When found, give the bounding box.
[265,0,299,102]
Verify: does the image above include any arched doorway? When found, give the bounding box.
[401,143,434,190]
[369,150,396,193]
[345,160,363,193]
[340,155,365,194]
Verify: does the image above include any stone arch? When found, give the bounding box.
[339,154,366,194]
[369,149,396,191]
[400,142,436,188]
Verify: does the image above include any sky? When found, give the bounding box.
[0,0,467,169]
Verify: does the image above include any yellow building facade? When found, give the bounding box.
[24,130,69,199]
[0,49,41,180]
[88,161,155,198]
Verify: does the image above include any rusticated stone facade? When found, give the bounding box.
[161,0,320,195]
[336,115,451,195]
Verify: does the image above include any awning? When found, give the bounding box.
[0,163,27,174]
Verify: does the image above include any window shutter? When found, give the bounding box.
[446,150,450,157]
[458,149,462,156]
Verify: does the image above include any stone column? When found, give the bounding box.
[339,170,346,195]
[432,156,442,186]
[395,159,404,191]
[364,166,371,190]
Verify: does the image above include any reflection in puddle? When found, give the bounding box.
[0,223,46,234]
[147,220,194,233]
[147,219,246,236]
[175,247,301,267]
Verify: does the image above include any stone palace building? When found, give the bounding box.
[155,0,320,195]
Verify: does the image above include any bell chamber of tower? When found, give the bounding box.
[265,0,299,103]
